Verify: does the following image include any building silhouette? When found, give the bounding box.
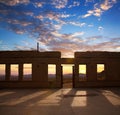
[0,51,120,88]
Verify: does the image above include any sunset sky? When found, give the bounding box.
[0,0,120,57]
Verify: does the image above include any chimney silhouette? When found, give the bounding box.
[37,42,39,52]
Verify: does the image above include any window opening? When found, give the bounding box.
[48,64,56,81]
[10,64,18,80]
[0,64,5,80]
[23,64,32,80]
[79,64,87,81]
[97,64,105,80]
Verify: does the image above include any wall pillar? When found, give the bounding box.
[32,63,48,82]
[74,63,79,87]
[5,63,10,81]
[87,63,97,81]
[72,66,75,88]
[56,64,61,81]
[19,64,23,81]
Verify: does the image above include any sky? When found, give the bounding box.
[0,0,120,57]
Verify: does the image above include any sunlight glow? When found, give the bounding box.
[23,64,32,80]
[0,91,15,97]
[102,90,120,106]
[10,64,18,75]
[0,64,5,75]
[48,64,56,74]
[0,0,120,55]
[97,64,105,73]
[0,64,5,80]
[37,90,61,106]
[10,64,18,80]
[71,91,87,107]
[97,64,105,80]
[48,64,56,81]
[23,64,32,74]
[0,91,48,106]
[79,65,86,74]
[62,64,74,74]
[79,64,87,81]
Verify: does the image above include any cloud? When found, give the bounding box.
[53,24,63,30]
[68,1,80,8]
[86,36,120,51]
[58,14,71,18]
[0,9,9,15]
[82,5,103,18]
[45,12,60,21]
[68,22,86,27]
[14,40,37,51]
[0,0,119,57]
[0,40,11,50]
[47,40,84,57]
[15,30,25,34]
[0,4,57,36]
[14,45,35,51]
[82,10,94,18]
[51,31,84,40]
[7,19,32,26]
[0,0,29,6]
[92,41,118,51]
[82,0,117,18]
[0,8,34,17]
[86,36,103,41]
[98,26,104,31]
[85,0,94,3]
[33,2,44,8]
[85,0,95,6]
[52,0,68,9]
[23,12,34,16]
[7,25,26,34]
[35,15,44,20]
[37,30,86,57]
[88,24,94,27]
[93,7,103,17]
[13,31,120,57]
[0,0,82,42]
[71,32,85,37]
[100,0,117,10]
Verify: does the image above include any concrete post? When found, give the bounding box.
[19,64,23,81]
[5,64,10,81]
[87,63,97,81]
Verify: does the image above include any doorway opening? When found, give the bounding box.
[61,64,74,88]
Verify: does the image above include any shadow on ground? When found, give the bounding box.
[0,88,120,115]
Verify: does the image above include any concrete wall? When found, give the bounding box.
[74,52,120,87]
[0,51,120,88]
[0,51,62,88]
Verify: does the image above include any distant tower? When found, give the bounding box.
[37,42,39,52]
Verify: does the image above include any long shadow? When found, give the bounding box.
[0,89,60,106]
[0,88,120,115]
[73,88,120,115]
[109,87,120,96]
[0,89,48,103]
[14,89,61,106]
[57,88,120,115]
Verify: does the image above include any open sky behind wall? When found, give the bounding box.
[0,0,120,57]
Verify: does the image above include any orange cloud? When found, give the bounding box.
[82,0,117,18]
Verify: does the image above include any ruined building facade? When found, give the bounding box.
[0,51,120,88]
